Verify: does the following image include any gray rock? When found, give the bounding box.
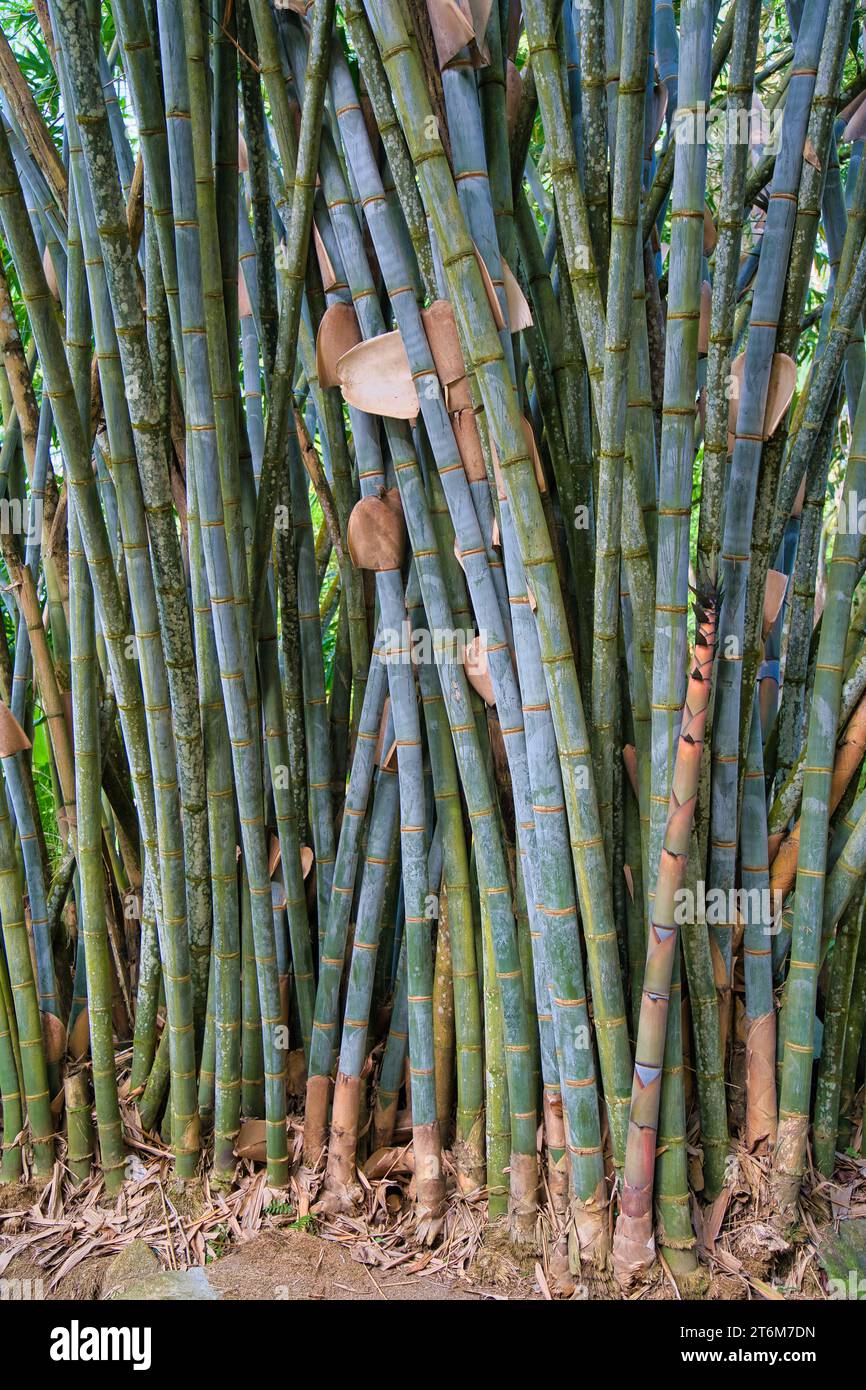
[817,1217,866,1299]
[111,1266,221,1301]
[101,1240,160,1299]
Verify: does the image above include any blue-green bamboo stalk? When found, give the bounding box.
[371,932,408,1149]
[187,465,240,1178]
[304,638,388,1158]
[322,727,400,1201]
[710,0,832,1036]
[354,0,633,1170]
[154,0,287,1183]
[329,28,543,1218]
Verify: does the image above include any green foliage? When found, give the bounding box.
[264,1198,295,1216]
[32,714,62,868]
[287,1211,316,1232]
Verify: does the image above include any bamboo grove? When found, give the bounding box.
[0,0,865,1298]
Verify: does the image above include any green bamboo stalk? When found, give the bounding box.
[774,322,866,1208]
[521,0,606,406]
[138,1028,170,1134]
[499,500,609,1263]
[348,9,436,296]
[365,31,551,1228]
[69,495,126,1190]
[753,0,858,569]
[111,0,183,369]
[650,0,711,886]
[774,404,839,788]
[249,0,337,625]
[187,466,240,1179]
[432,878,454,1141]
[56,9,211,1028]
[612,0,719,1149]
[64,159,126,1190]
[417,625,484,1193]
[198,953,216,1131]
[592,0,652,859]
[676,825,729,1198]
[0,764,53,1177]
[740,695,777,1151]
[150,0,287,1184]
[0,965,23,1182]
[813,887,865,1175]
[696,0,762,584]
[837,917,866,1148]
[130,868,160,1094]
[51,4,202,1172]
[768,622,866,847]
[64,1069,94,1184]
[288,416,336,950]
[481,885,509,1221]
[577,0,610,283]
[237,0,278,379]
[240,869,264,1120]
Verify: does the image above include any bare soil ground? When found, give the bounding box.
[205,1228,512,1300]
